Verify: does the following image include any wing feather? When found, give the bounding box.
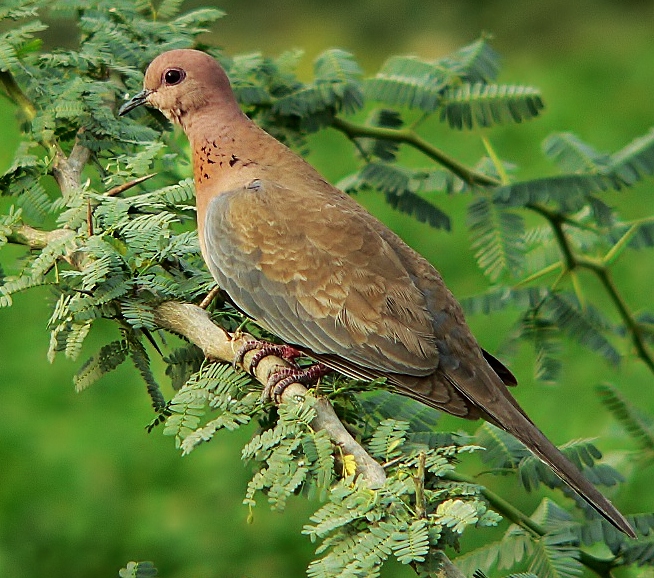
[203,179,439,376]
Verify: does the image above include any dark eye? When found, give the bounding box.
[163,68,185,86]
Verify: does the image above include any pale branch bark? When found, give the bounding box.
[52,138,91,195]
[5,224,387,487]
[153,300,387,488]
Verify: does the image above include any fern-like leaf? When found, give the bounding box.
[365,55,448,111]
[543,293,620,365]
[435,499,480,534]
[542,133,610,173]
[596,383,654,453]
[528,533,582,578]
[608,127,654,186]
[520,313,562,383]
[392,519,430,564]
[468,195,525,281]
[476,422,530,470]
[441,84,544,130]
[119,561,158,578]
[493,174,617,209]
[369,418,410,461]
[74,339,130,391]
[441,37,501,84]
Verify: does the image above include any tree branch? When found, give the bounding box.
[5,219,388,488]
[331,117,500,187]
[153,300,387,488]
[52,136,91,195]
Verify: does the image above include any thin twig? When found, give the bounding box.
[105,173,157,197]
[527,203,654,374]
[0,70,36,121]
[198,285,221,309]
[331,117,500,187]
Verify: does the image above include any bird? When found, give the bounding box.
[119,48,635,537]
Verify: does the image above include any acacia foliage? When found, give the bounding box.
[2,1,654,576]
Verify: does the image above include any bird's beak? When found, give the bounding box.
[118,89,152,116]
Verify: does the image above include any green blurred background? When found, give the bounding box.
[2,1,654,576]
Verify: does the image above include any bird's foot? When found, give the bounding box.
[263,363,332,404]
[234,340,303,373]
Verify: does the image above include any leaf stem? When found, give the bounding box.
[0,70,36,122]
[480,134,510,185]
[331,117,500,187]
[526,204,654,375]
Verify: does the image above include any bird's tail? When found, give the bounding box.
[475,381,636,538]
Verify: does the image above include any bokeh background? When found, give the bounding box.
[1,1,654,576]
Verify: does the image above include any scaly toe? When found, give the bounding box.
[233,340,267,370]
[263,363,332,404]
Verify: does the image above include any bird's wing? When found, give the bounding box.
[203,179,440,376]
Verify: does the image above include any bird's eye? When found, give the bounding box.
[163,68,185,86]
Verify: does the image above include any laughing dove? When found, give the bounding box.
[119,49,635,537]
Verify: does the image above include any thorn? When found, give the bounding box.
[105,173,157,197]
[142,328,163,356]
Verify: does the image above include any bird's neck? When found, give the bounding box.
[185,107,276,250]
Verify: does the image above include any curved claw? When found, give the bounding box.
[263,363,332,404]
[235,340,304,374]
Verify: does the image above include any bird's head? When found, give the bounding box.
[118,49,238,125]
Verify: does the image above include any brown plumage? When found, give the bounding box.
[119,49,635,537]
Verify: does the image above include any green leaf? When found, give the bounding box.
[455,542,501,578]
[386,189,451,230]
[468,195,525,281]
[392,519,430,564]
[476,423,530,470]
[518,439,623,496]
[596,383,654,453]
[272,48,363,120]
[74,339,130,391]
[435,499,479,533]
[357,108,403,161]
[365,55,449,111]
[314,48,362,84]
[119,561,158,578]
[440,37,501,83]
[461,286,546,316]
[608,127,654,185]
[127,333,166,411]
[528,533,582,578]
[120,300,156,330]
[369,418,410,461]
[542,132,610,173]
[493,174,617,209]
[620,538,654,566]
[441,84,544,130]
[543,293,620,365]
[520,314,562,383]
[154,0,185,19]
